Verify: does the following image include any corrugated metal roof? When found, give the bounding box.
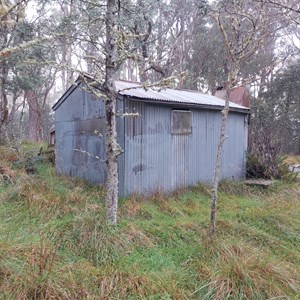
[115,80,249,112]
[53,76,249,113]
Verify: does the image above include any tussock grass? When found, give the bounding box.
[284,155,300,165]
[196,242,299,299]
[0,144,299,299]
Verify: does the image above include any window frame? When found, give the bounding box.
[171,109,192,135]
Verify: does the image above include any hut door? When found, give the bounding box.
[171,110,191,189]
[172,135,189,189]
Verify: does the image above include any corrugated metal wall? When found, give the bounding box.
[55,85,125,189]
[55,85,107,184]
[123,98,248,196]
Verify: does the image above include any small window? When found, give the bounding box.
[171,110,192,135]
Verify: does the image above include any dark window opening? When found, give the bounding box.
[171,110,192,135]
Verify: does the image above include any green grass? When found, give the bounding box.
[0,145,299,299]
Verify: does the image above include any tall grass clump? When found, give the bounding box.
[0,143,299,299]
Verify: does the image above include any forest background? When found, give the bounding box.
[0,0,299,157]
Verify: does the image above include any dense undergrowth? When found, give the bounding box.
[0,144,299,299]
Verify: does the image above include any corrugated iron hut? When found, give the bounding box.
[52,76,249,196]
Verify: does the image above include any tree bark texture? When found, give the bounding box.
[0,65,8,137]
[104,0,120,224]
[61,3,74,90]
[209,69,237,239]
[0,32,9,140]
[26,90,44,142]
[209,90,230,238]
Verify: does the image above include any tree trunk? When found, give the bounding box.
[61,3,74,90]
[26,90,43,142]
[209,69,237,239]
[86,42,97,74]
[209,0,271,239]
[104,0,120,224]
[0,63,9,140]
[138,58,148,82]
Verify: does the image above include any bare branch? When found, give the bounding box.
[0,0,28,22]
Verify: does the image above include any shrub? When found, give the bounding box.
[246,154,295,181]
